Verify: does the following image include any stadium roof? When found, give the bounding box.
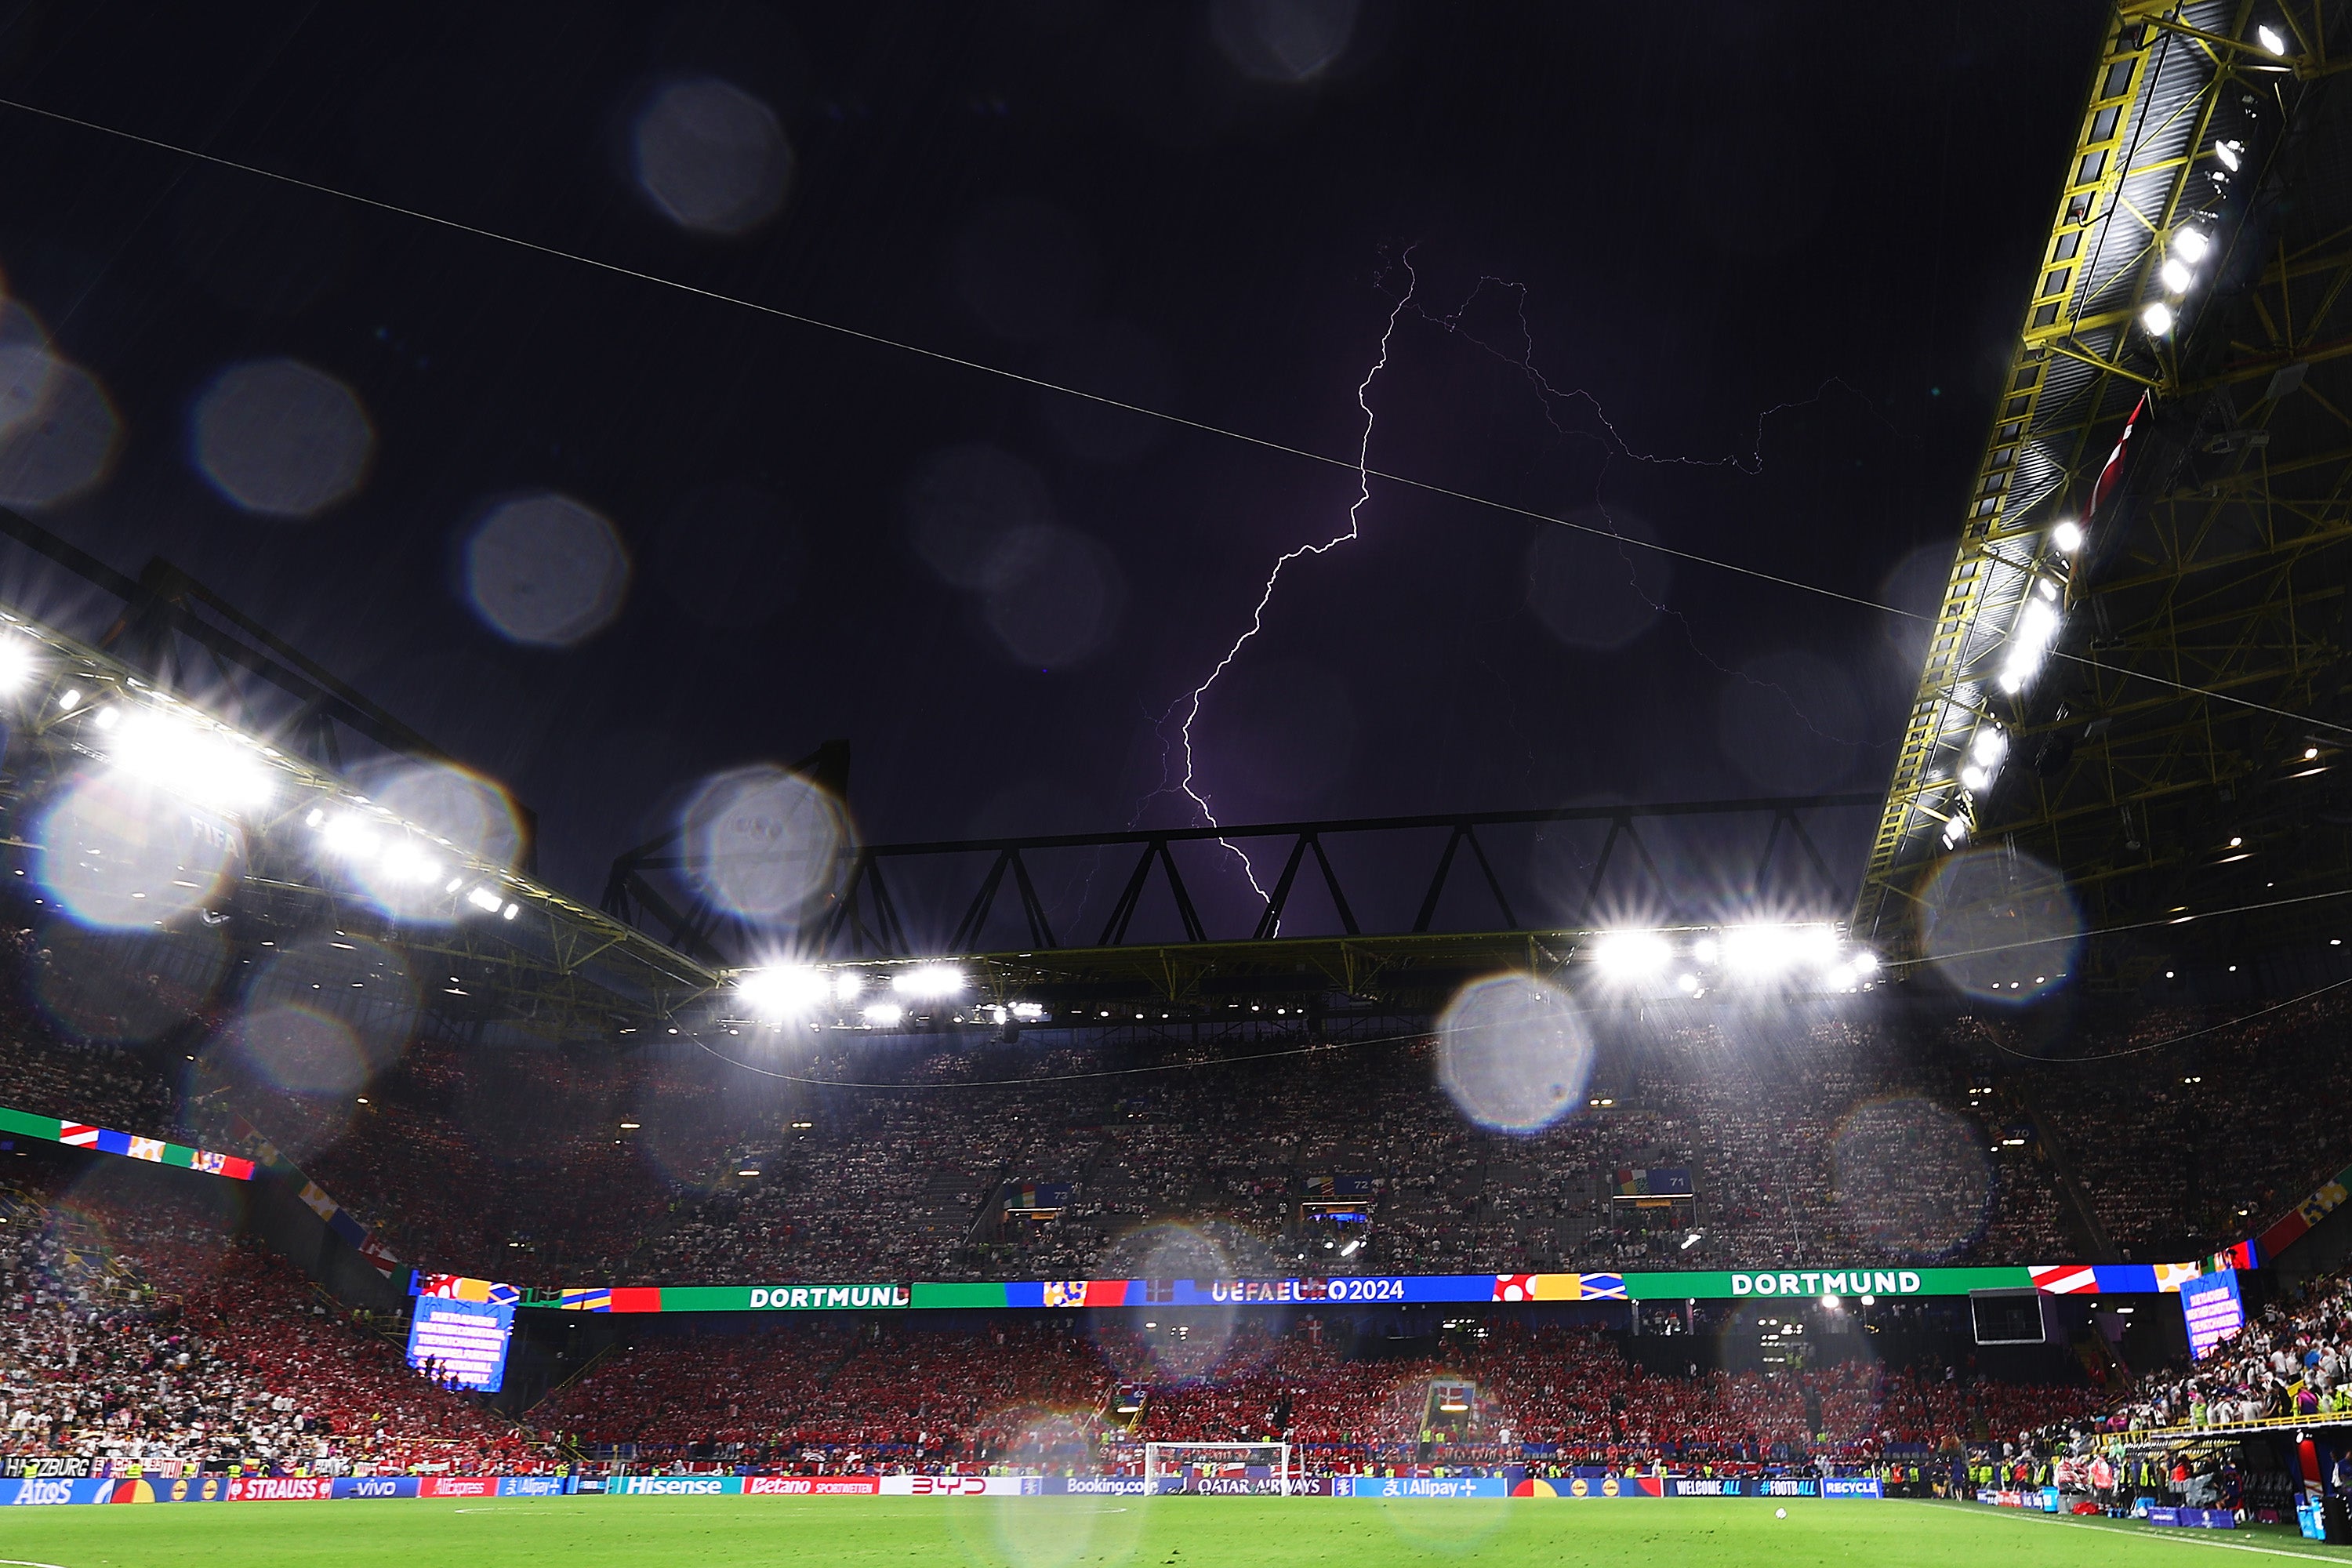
[0,604,720,1042]
[1854,0,2352,979]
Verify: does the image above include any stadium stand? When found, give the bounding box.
[13,951,2352,1289]
[0,1166,554,1473]
[532,1314,2104,1468]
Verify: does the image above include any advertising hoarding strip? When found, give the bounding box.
[0,1101,252,1181]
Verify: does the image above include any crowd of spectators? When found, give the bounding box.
[535,1312,2102,1471]
[0,1163,552,1474]
[9,900,2352,1294]
[2099,1268,2352,1432]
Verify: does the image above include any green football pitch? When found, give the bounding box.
[6,1495,2350,1568]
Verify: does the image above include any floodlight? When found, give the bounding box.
[378,842,441,884]
[1595,929,1671,977]
[2052,520,2084,553]
[1826,964,1856,990]
[2171,228,2212,263]
[862,1001,906,1027]
[892,964,965,1000]
[2257,24,2287,54]
[2141,300,2176,336]
[2159,258,2193,294]
[1959,765,1987,792]
[465,885,503,913]
[93,705,118,730]
[2214,140,2241,172]
[833,971,865,1004]
[56,688,80,710]
[1971,728,2007,767]
[106,710,275,811]
[0,638,33,692]
[1723,924,1797,975]
[320,815,379,861]
[1676,972,1699,994]
[1852,951,1879,975]
[1692,938,1718,964]
[738,964,829,1016]
[1010,1000,1047,1022]
[501,902,519,920]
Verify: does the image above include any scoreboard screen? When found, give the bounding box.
[405,1296,515,1392]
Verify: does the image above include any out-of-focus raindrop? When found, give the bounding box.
[945,1456,1145,1568]
[1715,651,1866,793]
[0,350,119,509]
[949,200,1098,343]
[1038,321,1176,463]
[1525,513,1668,651]
[191,359,373,517]
[332,759,524,920]
[464,493,631,646]
[1210,0,1361,82]
[1919,848,2082,1003]
[353,759,524,871]
[34,774,242,930]
[238,934,419,1091]
[29,920,230,1044]
[902,444,1055,589]
[230,1004,368,1098]
[978,525,1123,667]
[652,481,803,630]
[1087,1223,1274,1385]
[1831,1097,1992,1261]
[680,764,848,924]
[1436,975,1592,1134]
[631,77,794,236]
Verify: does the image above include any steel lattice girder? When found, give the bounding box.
[1855,0,2351,967]
[0,608,719,1041]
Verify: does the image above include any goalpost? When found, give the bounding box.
[1143,1441,1295,1496]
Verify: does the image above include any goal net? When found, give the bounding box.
[1143,1441,1295,1495]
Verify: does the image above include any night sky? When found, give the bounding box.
[0,2,2110,946]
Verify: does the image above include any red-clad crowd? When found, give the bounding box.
[0,1167,555,1475]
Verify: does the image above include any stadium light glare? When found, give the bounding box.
[105,710,276,812]
[2214,139,2241,172]
[1959,765,1988,793]
[1595,929,1671,977]
[1860,1294,1875,1305]
[2159,258,2194,294]
[737,964,829,1017]
[1851,951,1879,975]
[2259,24,2288,54]
[501,902,519,920]
[892,964,965,1000]
[1676,972,1699,994]
[1972,728,2007,767]
[56,688,80,710]
[1010,1000,1047,1022]
[833,971,865,1004]
[862,1001,905,1027]
[1724,924,1798,975]
[465,885,503,913]
[0,638,33,693]
[2171,227,2212,263]
[2140,300,2176,336]
[2051,519,2084,554]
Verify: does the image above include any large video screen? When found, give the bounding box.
[405,1296,515,1392]
[2180,1269,2245,1359]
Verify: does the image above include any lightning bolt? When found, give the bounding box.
[1161,254,1422,906]
[1150,259,1892,926]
